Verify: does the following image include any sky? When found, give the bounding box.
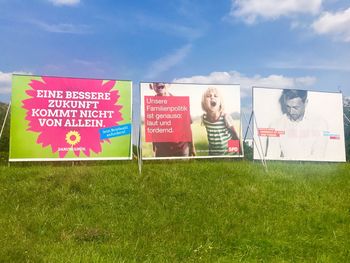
[1,0,350,120]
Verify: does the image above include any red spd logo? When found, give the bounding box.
[228,140,240,153]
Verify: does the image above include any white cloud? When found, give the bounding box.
[29,19,90,34]
[312,7,350,42]
[49,0,80,6]
[231,0,323,24]
[173,71,316,97]
[0,72,12,95]
[0,71,32,94]
[145,44,192,79]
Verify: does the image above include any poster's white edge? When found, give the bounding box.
[252,156,346,162]
[9,157,132,162]
[142,155,244,161]
[129,80,133,159]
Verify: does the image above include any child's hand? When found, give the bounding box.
[189,145,196,156]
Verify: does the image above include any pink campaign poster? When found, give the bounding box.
[10,75,132,161]
[140,82,243,159]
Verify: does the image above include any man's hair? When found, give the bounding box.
[279,89,308,114]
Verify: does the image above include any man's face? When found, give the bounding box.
[284,97,306,121]
[153,83,167,96]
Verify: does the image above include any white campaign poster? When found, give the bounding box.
[253,87,346,162]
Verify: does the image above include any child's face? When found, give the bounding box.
[205,90,221,112]
[153,83,168,96]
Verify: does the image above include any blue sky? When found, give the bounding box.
[1,0,350,114]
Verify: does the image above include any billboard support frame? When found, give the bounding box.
[243,110,253,143]
[137,121,142,174]
[0,102,11,152]
[243,110,268,171]
[344,113,350,125]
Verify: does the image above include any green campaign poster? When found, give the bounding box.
[10,75,132,161]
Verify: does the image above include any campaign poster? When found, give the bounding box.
[10,75,132,161]
[253,87,346,162]
[140,82,243,159]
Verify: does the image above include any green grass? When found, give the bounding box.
[0,160,349,262]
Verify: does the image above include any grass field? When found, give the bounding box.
[0,160,349,262]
